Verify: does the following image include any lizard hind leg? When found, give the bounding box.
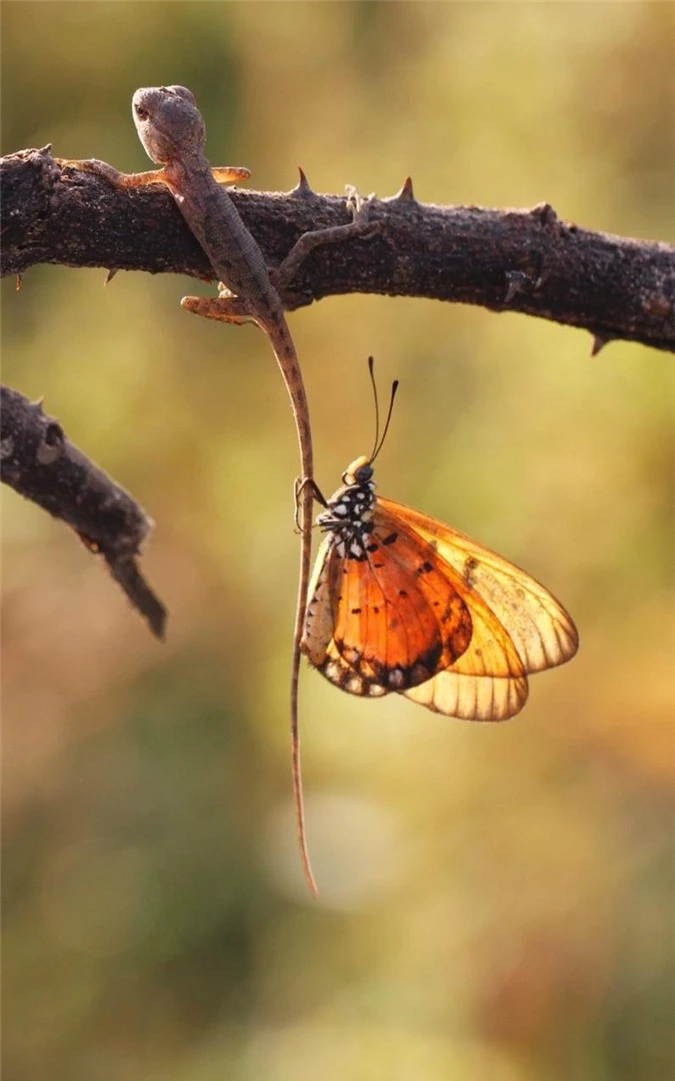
[271,187,381,298]
[180,295,255,325]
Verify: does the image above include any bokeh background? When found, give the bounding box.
[2,4,673,1080]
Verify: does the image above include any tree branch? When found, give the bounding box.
[2,147,674,353]
[1,386,166,638]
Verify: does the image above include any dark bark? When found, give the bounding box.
[1,386,166,637]
[2,147,674,353]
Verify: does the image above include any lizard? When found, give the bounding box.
[59,84,379,896]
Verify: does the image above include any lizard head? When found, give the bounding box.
[132,86,205,165]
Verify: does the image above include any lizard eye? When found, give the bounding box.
[134,105,149,121]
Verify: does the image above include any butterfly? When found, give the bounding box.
[290,364,577,896]
[301,447,578,722]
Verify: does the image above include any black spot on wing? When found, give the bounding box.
[463,556,479,586]
[416,560,434,576]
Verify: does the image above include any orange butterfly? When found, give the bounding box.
[291,365,577,895]
[302,445,578,723]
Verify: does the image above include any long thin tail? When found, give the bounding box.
[269,317,318,897]
[290,478,318,897]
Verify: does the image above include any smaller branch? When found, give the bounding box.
[1,386,166,637]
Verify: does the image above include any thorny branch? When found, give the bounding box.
[1,386,166,637]
[2,147,674,354]
[1,147,674,634]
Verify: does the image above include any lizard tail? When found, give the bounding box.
[270,320,318,897]
[290,476,319,897]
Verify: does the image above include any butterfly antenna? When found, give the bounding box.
[367,356,381,462]
[367,356,399,465]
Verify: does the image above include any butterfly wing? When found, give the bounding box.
[303,514,473,694]
[403,666,529,720]
[379,498,579,675]
[302,504,531,718]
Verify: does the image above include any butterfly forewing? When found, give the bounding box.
[379,498,579,673]
[304,514,474,693]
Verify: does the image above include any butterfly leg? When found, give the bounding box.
[293,475,327,533]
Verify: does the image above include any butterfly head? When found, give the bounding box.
[343,455,373,486]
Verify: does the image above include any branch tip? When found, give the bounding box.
[104,552,167,638]
[1,385,165,637]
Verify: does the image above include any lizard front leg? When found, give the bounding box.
[56,158,251,190]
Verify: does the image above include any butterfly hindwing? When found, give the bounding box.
[404,668,529,721]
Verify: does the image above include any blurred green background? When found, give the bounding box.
[2,4,673,1080]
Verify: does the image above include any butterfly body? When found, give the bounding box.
[302,456,578,721]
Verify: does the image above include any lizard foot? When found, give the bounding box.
[181,295,253,325]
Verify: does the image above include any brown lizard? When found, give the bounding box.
[59,84,379,896]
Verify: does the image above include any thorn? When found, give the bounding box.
[39,143,53,155]
[384,176,416,205]
[396,176,416,202]
[292,167,313,196]
[104,268,119,286]
[31,396,45,411]
[504,270,529,304]
[15,273,23,293]
[590,334,612,357]
[530,202,559,229]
